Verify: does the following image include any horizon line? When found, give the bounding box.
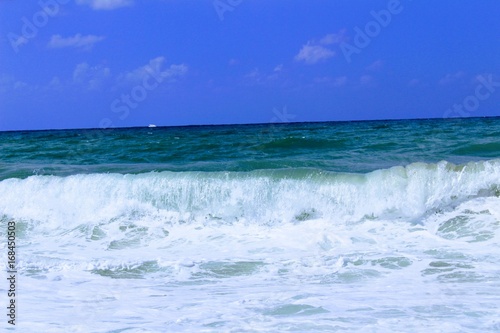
[1,115,499,134]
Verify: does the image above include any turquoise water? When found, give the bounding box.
[1,117,500,332]
[1,117,499,178]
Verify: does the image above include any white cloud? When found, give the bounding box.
[118,57,188,85]
[48,77,63,91]
[243,66,286,84]
[366,60,383,72]
[73,62,111,90]
[439,71,465,85]
[295,44,335,65]
[319,30,348,45]
[408,79,420,87]
[13,81,28,90]
[313,76,347,87]
[333,76,348,87]
[295,30,347,65]
[76,0,133,10]
[244,68,260,80]
[0,75,30,93]
[314,76,331,84]
[48,34,105,51]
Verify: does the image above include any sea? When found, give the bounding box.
[1,117,499,332]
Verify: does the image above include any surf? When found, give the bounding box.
[1,159,499,230]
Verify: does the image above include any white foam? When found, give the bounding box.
[1,160,498,230]
[1,160,499,332]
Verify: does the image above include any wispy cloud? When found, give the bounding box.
[244,68,261,81]
[73,62,111,90]
[295,30,347,65]
[333,76,348,87]
[0,74,30,94]
[295,44,335,65]
[117,57,188,85]
[314,76,347,87]
[76,0,133,10]
[273,64,283,72]
[366,60,383,72]
[242,65,286,85]
[48,77,63,91]
[408,78,420,87]
[319,30,348,45]
[439,71,465,85]
[48,34,105,51]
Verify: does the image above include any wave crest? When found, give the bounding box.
[1,160,499,229]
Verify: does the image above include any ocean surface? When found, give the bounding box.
[1,117,500,332]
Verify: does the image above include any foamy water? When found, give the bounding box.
[1,119,500,331]
[1,159,500,332]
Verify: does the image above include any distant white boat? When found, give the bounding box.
[148,124,157,128]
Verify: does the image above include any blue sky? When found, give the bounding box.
[1,0,499,131]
